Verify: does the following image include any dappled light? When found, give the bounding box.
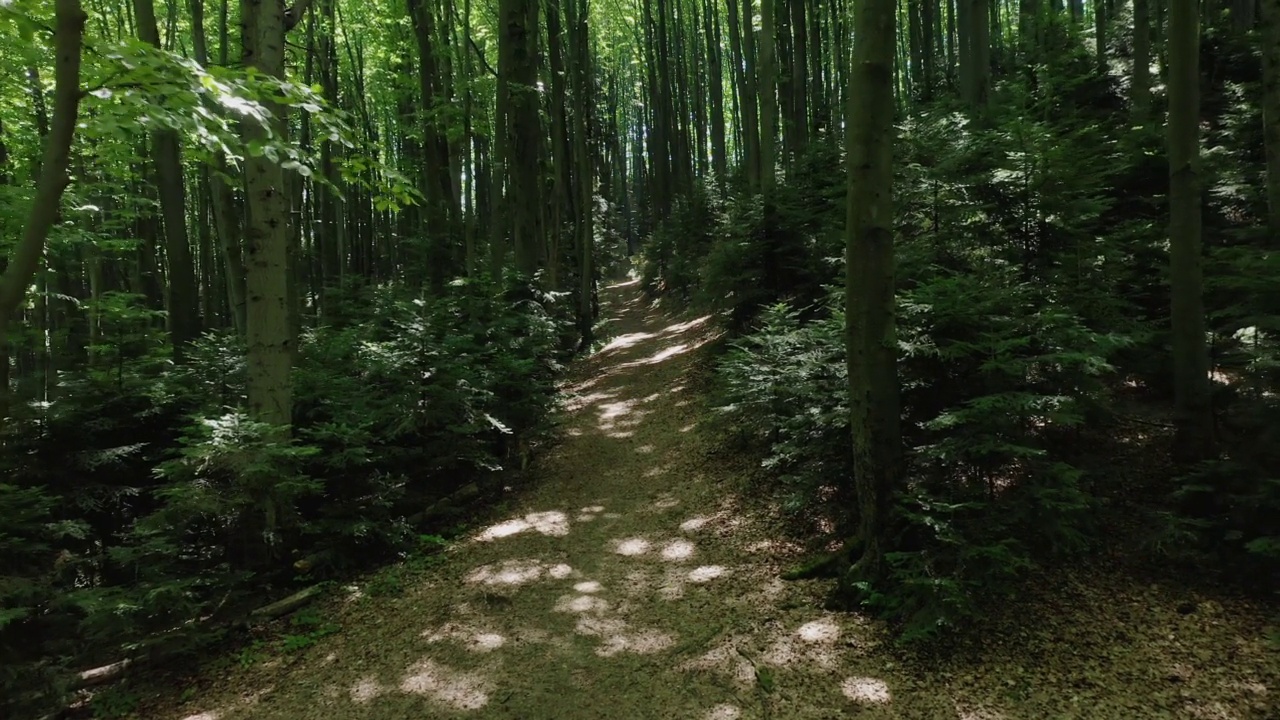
[423,622,508,653]
[399,658,491,710]
[349,677,384,705]
[122,267,1280,720]
[555,592,611,614]
[842,677,891,704]
[660,538,696,560]
[575,615,676,657]
[680,515,710,532]
[612,537,652,556]
[688,565,726,582]
[465,559,574,586]
[598,331,657,353]
[475,510,571,541]
[797,617,841,643]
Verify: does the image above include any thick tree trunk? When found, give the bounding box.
[241,0,294,428]
[499,0,543,276]
[759,0,778,189]
[844,0,901,582]
[1167,0,1213,461]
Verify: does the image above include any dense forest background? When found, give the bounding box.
[2,0,1278,713]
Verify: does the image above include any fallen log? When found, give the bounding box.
[248,584,327,621]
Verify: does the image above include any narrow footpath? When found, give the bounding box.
[163,280,1276,720]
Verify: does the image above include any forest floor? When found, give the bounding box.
[149,280,1277,720]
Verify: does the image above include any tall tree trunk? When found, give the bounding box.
[0,0,85,425]
[1132,0,1151,118]
[727,0,761,188]
[1095,0,1107,74]
[407,0,452,291]
[500,0,543,275]
[241,0,298,427]
[1262,0,1280,241]
[134,0,201,356]
[705,0,728,185]
[759,0,778,188]
[1167,0,1212,461]
[844,0,901,582]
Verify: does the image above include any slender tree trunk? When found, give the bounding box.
[705,0,728,185]
[1262,0,1280,241]
[134,0,201,356]
[844,0,901,582]
[1095,0,1107,74]
[1132,0,1151,117]
[727,0,761,188]
[1167,0,1212,461]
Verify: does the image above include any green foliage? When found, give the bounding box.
[710,43,1143,637]
[0,276,566,715]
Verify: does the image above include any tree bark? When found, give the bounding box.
[1132,0,1151,118]
[1167,0,1213,461]
[499,0,543,276]
[242,0,294,428]
[759,0,778,188]
[1262,0,1280,242]
[134,0,201,356]
[844,0,901,582]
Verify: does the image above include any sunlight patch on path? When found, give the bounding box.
[599,332,656,353]
[422,622,507,653]
[688,565,727,582]
[349,677,385,704]
[842,677,891,704]
[704,705,742,720]
[400,659,491,710]
[466,559,574,586]
[681,641,757,687]
[575,615,676,657]
[680,515,715,532]
[797,617,841,643]
[555,593,612,614]
[661,539,696,560]
[612,537,652,556]
[475,510,570,542]
[574,581,603,593]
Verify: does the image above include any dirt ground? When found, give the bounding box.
[154,280,1277,720]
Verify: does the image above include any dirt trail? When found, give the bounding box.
[166,280,1276,720]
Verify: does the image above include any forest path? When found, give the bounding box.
[167,280,1277,720]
